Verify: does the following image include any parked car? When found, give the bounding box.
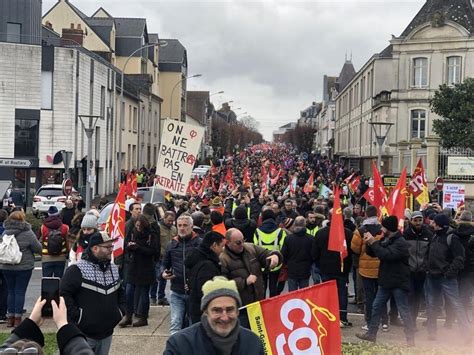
[32,184,79,217]
[197,165,211,171]
[97,187,165,231]
[191,168,208,178]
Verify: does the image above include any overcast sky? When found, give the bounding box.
[43,0,426,140]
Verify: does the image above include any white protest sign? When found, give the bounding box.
[155,119,204,195]
[442,183,465,209]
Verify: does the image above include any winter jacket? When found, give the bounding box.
[0,220,42,271]
[40,215,69,262]
[61,207,76,228]
[162,233,201,294]
[453,222,474,275]
[124,226,160,285]
[312,224,353,276]
[427,228,465,278]
[366,232,410,291]
[403,224,433,274]
[225,218,257,243]
[0,317,94,354]
[185,244,222,322]
[253,218,286,272]
[220,243,282,306]
[60,250,126,340]
[159,222,177,257]
[281,227,314,279]
[164,321,264,355]
[351,219,383,279]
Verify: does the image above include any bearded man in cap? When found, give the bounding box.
[60,231,126,355]
[164,276,264,354]
[356,215,415,347]
[424,213,471,342]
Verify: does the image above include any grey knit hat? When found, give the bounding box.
[81,211,98,229]
[200,276,242,311]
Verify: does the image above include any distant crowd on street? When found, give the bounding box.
[0,143,473,354]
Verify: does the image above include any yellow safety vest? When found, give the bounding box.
[232,202,251,219]
[306,226,319,237]
[253,228,286,272]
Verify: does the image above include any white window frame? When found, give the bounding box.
[410,109,426,139]
[412,57,428,88]
[447,56,462,85]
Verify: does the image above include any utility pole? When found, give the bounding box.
[79,115,102,210]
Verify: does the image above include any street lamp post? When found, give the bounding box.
[169,74,202,121]
[79,115,103,210]
[117,41,167,185]
[369,121,394,171]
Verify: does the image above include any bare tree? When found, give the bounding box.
[239,115,260,131]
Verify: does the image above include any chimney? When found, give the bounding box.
[61,26,84,46]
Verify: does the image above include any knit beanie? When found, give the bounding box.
[382,215,399,232]
[81,211,98,229]
[233,206,247,220]
[47,206,60,217]
[433,213,450,229]
[201,276,242,311]
[283,218,294,229]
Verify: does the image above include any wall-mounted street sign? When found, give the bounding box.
[0,158,34,168]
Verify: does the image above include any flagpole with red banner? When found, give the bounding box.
[246,281,341,355]
[328,185,348,272]
[107,183,127,259]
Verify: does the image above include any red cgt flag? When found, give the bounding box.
[247,281,341,355]
[371,161,387,214]
[125,173,137,199]
[328,185,348,264]
[242,166,251,188]
[108,183,127,259]
[303,172,314,194]
[384,168,408,230]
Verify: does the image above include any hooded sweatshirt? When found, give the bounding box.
[40,215,69,262]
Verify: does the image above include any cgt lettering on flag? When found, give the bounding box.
[247,281,341,355]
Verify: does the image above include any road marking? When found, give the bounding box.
[34,267,42,270]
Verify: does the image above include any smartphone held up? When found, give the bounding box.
[41,277,60,317]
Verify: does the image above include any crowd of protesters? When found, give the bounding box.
[0,143,473,353]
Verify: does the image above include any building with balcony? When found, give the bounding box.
[334,0,474,180]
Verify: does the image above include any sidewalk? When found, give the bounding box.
[2,307,470,354]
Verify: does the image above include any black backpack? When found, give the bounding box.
[46,228,65,255]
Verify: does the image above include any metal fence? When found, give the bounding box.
[438,147,474,181]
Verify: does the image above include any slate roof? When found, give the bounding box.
[401,0,474,36]
[149,33,159,43]
[114,18,146,37]
[336,61,356,91]
[85,18,114,46]
[378,44,393,58]
[68,1,88,20]
[159,39,186,63]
